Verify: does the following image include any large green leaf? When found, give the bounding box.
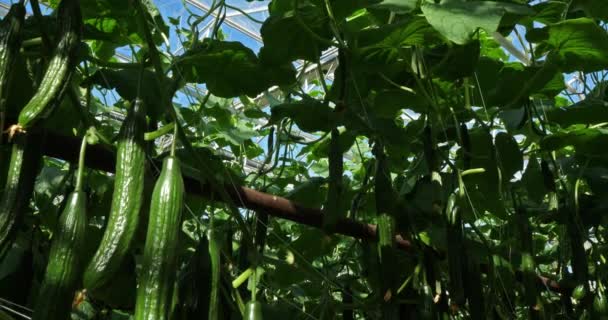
[174,40,296,97]
[421,0,533,44]
[474,58,564,108]
[541,127,608,157]
[80,0,168,58]
[570,0,608,20]
[357,16,442,66]
[259,3,333,65]
[526,1,569,25]
[371,89,429,117]
[269,100,339,133]
[82,69,165,116]
[426,40,481,80]
[526,18,608,72]
[546,99,608,127]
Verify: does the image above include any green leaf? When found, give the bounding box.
[370,0,418,13]
[175,39,296,97]
[474,58,564,107]
[307,131,357,159]
[259,3,333,65]
[421,0,533,44]
[214,123,258,146]
[269,100,339,133]
[80,0,168,56]
[527,1,569,25]
[526,18,608,72]
[358,16,442,65]
[546,99,608,127]
[541,127,608,157]
[427,40,481,80]
[371,89,428,117]
[82,69,164,116]
[286,177,327,207]
[570,0,608,20]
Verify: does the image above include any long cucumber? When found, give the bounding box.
[0,2,25,143]
[33,135,88,320]
[0,132,42,258]
[134,156,184,320]
[83,99,146,291]
[208,226,221,320]
[16,0,82,129]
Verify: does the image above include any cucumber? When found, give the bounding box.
[134,156,184,320]
[0,2,26,139]
[322,128,344,231]
[465,253,485,319]
[445,194,465,307]
[244,301,263,320]
[0,132,42,258]
[208,226,221,320]
[83,99,146,291]
[17,0,82,129]
[33,134,88,320]
[33,191,87,320]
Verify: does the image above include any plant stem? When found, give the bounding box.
[75,136,87,192]
[170,120,177,157]
[144,122,175,141]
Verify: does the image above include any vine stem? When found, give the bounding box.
[251,268,257,302]
[170,119,177,157]
[75,136,87,192]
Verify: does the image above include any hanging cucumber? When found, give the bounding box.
[0,131,42,258]
[33,134,88,320]
[134,138,184,320]
[208,224,221,320]
[83,99,147,291]
[244,301,263,320]
[464,252,484,319]
[0,2,25,142]
[445,193,465,308]
[16,0,82,130]
[322,128,344,231]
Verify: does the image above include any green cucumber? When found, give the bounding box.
[17,0,82,129]
[464,253,485,319]
[83,99,146,291]
[33,135,88,320]
[208,226,221,320]
[322,128,344,231]
[0,132,42,257]
[0,2,25,140]
[134,156,184,320]
[445,194,465,307]
[244,301,263,320]
[33,191,87,320]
